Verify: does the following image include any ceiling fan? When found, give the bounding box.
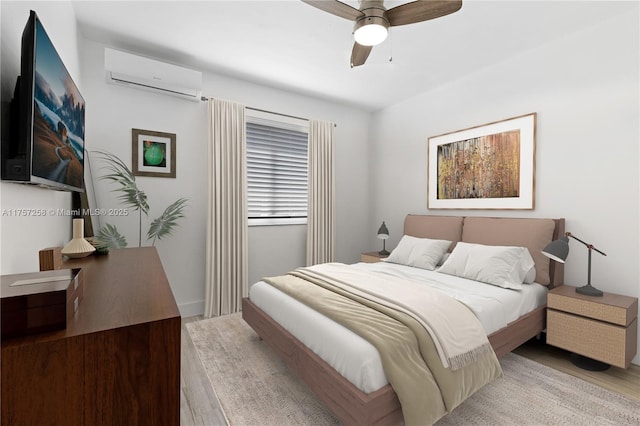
[301,0,463,67]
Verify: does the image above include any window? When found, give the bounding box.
[246,110,308,226]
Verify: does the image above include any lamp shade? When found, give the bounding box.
[377,221,389,239]
[541,236,569,263]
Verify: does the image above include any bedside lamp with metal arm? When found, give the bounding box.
[377,222,390,256]
[541,232,606,297]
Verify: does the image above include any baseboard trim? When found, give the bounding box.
[179,300,204,318]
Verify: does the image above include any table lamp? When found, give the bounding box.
[377,221,390,256]
[541,232,606,297]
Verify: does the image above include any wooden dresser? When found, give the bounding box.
[547,285,638,369]
[1,247,181,425]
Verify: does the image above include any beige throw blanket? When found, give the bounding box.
[301,263,492,370]
[263,262,502,425]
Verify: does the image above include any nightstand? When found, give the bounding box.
[547,285,638,369]
[360,252,388,263]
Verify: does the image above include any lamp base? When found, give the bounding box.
[378,249,390,256]
[575,284,603,297]
[570,353,610,371]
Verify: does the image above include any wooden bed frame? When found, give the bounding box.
[242,216,565,426]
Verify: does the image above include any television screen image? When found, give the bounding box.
[31,18,85,190]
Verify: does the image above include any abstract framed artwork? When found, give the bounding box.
[132,128,176,178]
[427,113,536,209]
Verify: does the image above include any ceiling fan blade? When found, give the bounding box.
[350,42,373,68]
[301,0,364,21]
[387,0,462,27]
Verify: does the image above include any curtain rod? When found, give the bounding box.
[200,96,336,127]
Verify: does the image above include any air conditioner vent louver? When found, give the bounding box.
[104,48,202,102]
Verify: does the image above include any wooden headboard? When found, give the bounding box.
[404,215,565,288]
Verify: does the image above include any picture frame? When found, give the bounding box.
[427,113,536,210]
[132,128,176,178]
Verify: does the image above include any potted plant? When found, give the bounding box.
[94,150,187,249]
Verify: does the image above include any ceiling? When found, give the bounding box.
[72,1,636,111]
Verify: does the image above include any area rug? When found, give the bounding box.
[187,313,640,426]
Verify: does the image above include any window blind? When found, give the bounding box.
[246,119,308,223]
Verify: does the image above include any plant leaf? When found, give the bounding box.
[94,150,149,215]
[96,223,128,249]
[147,198,188,245]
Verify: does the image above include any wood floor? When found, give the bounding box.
[180,316,639,425]
[513,337,640,402]
[181,316,227,426]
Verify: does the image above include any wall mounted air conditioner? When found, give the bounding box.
[104,48,202,102]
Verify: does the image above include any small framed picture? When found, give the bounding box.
[132,128,176,178]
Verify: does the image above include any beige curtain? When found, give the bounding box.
[306,120,335,266]
[205,98,248,317]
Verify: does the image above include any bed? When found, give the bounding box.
[242,215,565,425]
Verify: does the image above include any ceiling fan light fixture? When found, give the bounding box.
[302,0,463,67]
[354,16,389,46]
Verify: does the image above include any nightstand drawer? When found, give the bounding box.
[547,309,638,368]
[548,288,637,326]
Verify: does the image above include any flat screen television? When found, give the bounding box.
[1,10,85,192]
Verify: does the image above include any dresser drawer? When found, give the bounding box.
[547,309,638,368]
[547,289,637,326]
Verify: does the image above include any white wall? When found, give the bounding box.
[80,39,372,316]
[1,2,83,274]
[369,8,640,364]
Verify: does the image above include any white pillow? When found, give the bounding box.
[386,235,452,271]
[523,266,537,284]
[437,252,451,267]
[437,242,535,290]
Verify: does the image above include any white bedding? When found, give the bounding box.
[249,261,547,394]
